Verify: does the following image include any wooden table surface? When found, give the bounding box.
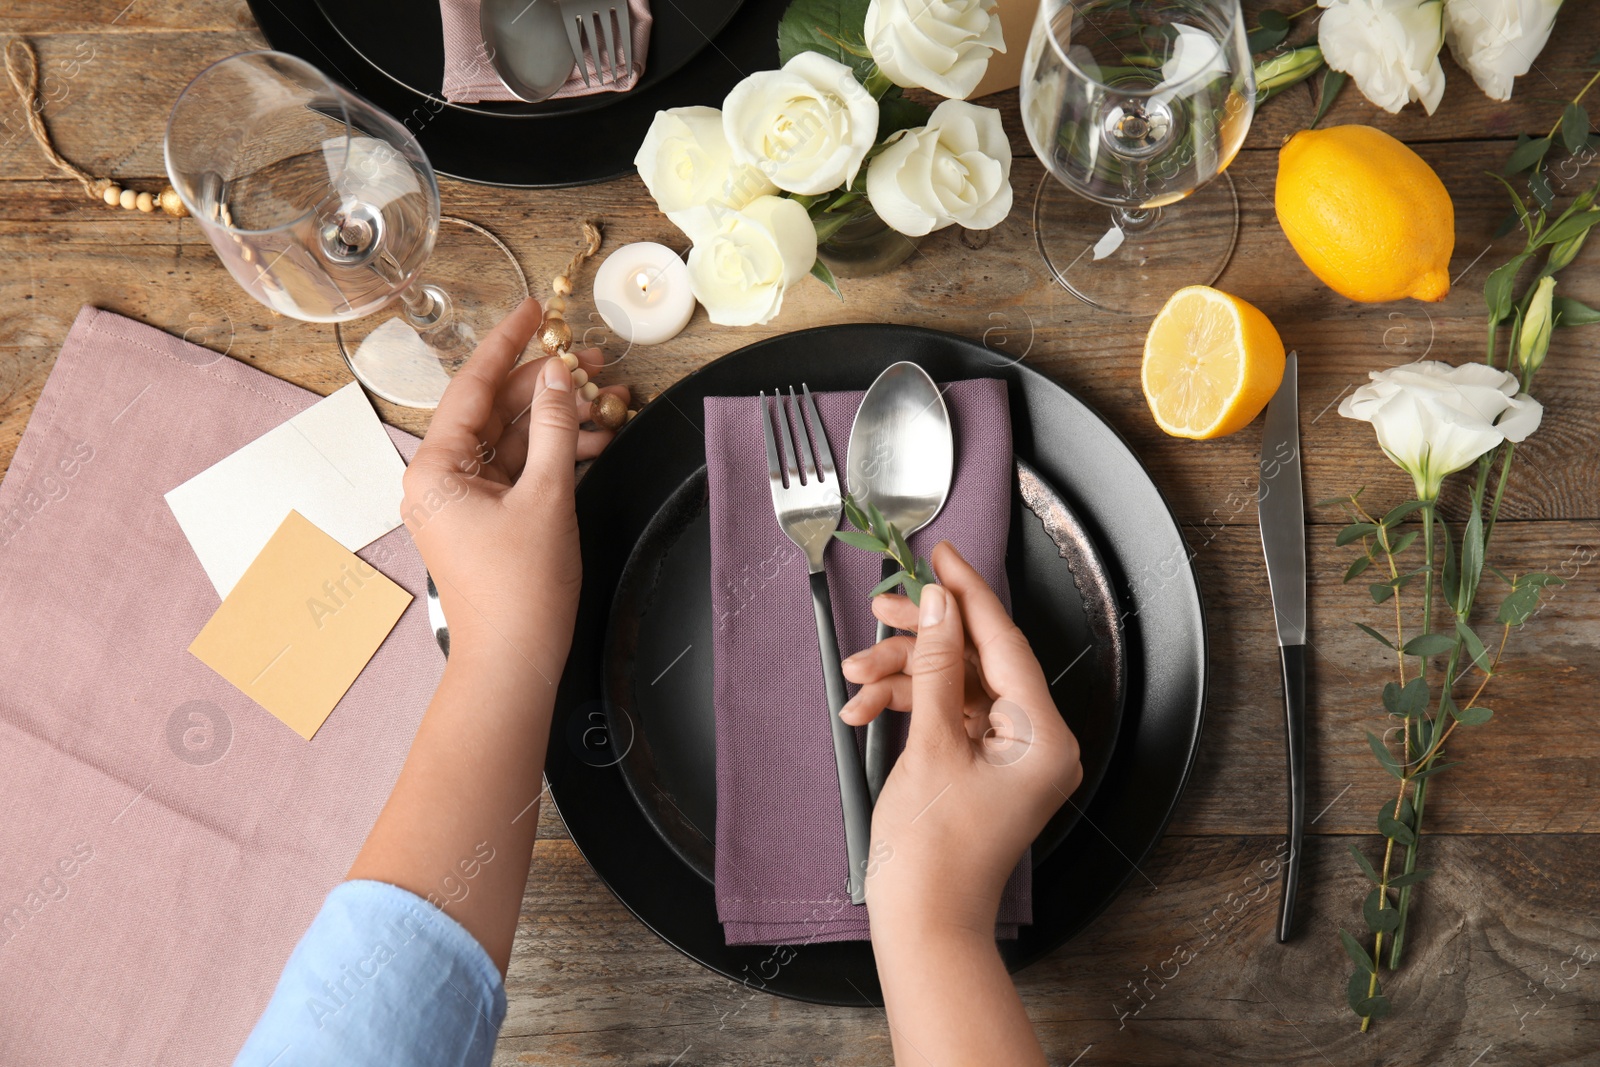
[3,3,1598,1064]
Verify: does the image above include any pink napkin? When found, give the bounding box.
[0,308,441,1065]
[440,0,652,102]
[704,380,1030,946]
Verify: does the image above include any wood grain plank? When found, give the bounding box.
[501,830,1600,1064]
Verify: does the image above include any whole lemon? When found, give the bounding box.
[1275,125,1454,303]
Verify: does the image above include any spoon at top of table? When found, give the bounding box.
[846,362,954,803]
[479,0,577,103]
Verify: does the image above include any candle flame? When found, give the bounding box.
[635,271,651,292]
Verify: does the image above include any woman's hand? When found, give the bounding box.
[400,297,629,679]
[841,541,1083,934]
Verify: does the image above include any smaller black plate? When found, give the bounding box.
[315,0,747,118]
[600,461,1127,884]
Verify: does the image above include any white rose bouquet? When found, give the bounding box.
[634,0,1012,326]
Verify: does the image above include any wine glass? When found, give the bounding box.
[1020,0,1255,316]
[164,51,527,408]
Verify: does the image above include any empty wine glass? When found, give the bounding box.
[164,51,527,408]
[1020,0,1255,315]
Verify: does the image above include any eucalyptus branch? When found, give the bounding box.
[833,493,935,605]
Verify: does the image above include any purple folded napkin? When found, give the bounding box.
[705,379,1027,946]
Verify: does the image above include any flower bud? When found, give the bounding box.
[1546,226,1590,275]
[1518,276,1555,375]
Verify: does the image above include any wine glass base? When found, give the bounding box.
[337,216,530,409]
[1033,172,1240,317]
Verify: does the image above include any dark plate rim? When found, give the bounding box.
[549,323,1209,1003]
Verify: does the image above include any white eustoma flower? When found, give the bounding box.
[1317,0,1446,115]
[1339,361,1543,499]
[722,53,879,196]
[1444,0,1561,102]
[634,107,779,242]
[686,196,818,326]
[864,0,1005,100]
[866,99,1012,237]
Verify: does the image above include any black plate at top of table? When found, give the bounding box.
[313,0,746,118]
[545,324,1208,1006]
[247,0,783,186]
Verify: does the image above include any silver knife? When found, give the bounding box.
[1258,350,1306,944]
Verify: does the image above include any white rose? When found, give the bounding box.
[1338,361,1542,499]
[864,0,1005,100]
[1444,0,1561,102]
[686,195,818,326]
[722,52,879,196]
[635,106,779,242]
[1317,0,1446,115]
[866,99,1012,237]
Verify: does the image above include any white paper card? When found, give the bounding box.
[166,382,406,598]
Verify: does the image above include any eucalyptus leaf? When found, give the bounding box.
[1498,584,1541,625]
[1365,887,1401,932]
[1518,572,1566,588]
[834,529,888,552]
[1561,103,1589,154]
[1349,842,1382,885]
[1370,582,1395,604]
[1396,676,1430,719]
[1357,623,1396,650]
[1345,555,1373,583]
[1347,969,1379,1014]
[1378,808,1416,847]
[1453,704,1494,726]
[1455,618,1493,673]
[1336,521,1378,546]
[1382,500,1428,528]
[1367,731,1403,779]
[1390,530,1419,555]
[1411,760,1460,780]
[1359,995,1393,1019]
[1387,868,1434,889]
[1340,928,1376,973]
[1403,633,1456,658]
[869,570,910,596]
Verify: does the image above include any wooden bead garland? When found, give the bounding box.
[541,221,638,432]
[5,39,189,218]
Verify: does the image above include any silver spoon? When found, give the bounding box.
[479,0,577,103]
[846,362,954,802]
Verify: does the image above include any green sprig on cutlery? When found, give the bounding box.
[1329,150,1600,1030]
[834,493,936,605]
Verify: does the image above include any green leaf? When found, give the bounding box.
[1490,171,1532,234]
[1336,521,1378,547]
[1505,136,1552,175]
[1518,572,1566,588]
[1312,67,1347,129]
[1365,887,1401,932]
[1258,9,1290,31]
[869,570,909,596]
[1530,168,1555,211]
[809,257,844,301]
[1498,584,1541,626]
[1390,530,1419,555]
[1370,582,1395,604]
[888,520,912,568]
[833,529,888,552]
[1382,500,1429,528]
[1367,731,1403,779]
[1411,760,1460,780]
[1349,842,1382,885]
[1403,633,1456,658]
[1359,994,1393,1019]
[1456,508,1484,614]
[1347,969,1378,1014]
[1387,868,1433,889]
[876,90,931,142]
[1381,681,1403,715]
[1438,511,1457,610]
[1455,619,1493,673]
[1345,555,1373,583]
[1453,704,1494,726]
[1485,253,1530,322]
[1395,676,1430,719]
[1553,296,1600,326]
[1356,623,1396,650]
[1539,210,1600,250]
[777,0,874,79]
[1247,23,1289,53]
[900,574,925,606]
[1340,928,1376,974]
[842,493,870,532]
[1562,103,1592,154]
[1378,806,1416,847]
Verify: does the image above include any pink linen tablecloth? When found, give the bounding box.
[440,0,652,102]
[0,308,441,1065]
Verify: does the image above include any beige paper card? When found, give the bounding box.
[189,510,413,740]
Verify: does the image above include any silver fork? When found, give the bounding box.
[761,385,873,905]
[557,0,632,87]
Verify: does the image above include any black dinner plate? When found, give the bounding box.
[314,0,746,118]
[600,459,1127,885]
[247,0,783,186]
[547,324,1209,1006]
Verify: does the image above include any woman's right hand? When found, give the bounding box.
[841,541,1083,935]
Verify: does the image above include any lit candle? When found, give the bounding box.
[591,242,696,346]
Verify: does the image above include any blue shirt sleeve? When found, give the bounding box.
[234,879,506,1067]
